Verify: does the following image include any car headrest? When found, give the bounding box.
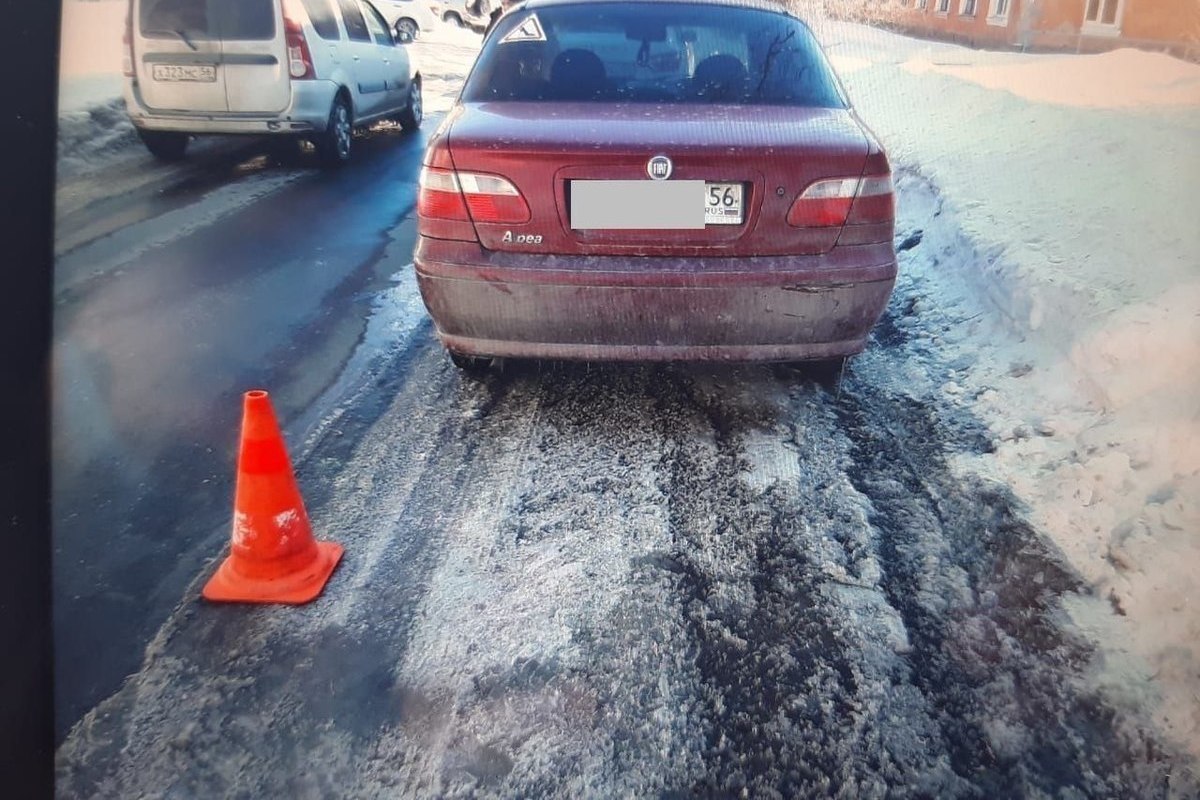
[692,54,748,101]
[550,49,607,100]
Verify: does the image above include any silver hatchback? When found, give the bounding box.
[123,0,424,165]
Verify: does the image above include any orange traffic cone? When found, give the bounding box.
[202,390,343,604]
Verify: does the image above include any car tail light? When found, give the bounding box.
[418,167,470,220]
[418,168,531,224]
[847,174,894,224]
[283,15,315,79]
[786,178,859,228]
[458,173,531,224]
[122,6,135,77]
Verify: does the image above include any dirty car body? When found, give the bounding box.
[414,0,897,364]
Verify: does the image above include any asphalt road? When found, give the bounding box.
[52,139,1195,795]
[52,124,432,741]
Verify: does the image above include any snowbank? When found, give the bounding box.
[904,47,1200,110]
[820,21,1200,758]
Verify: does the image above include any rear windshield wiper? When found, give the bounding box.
[142,28,201,51]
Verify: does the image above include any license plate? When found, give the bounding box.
[571,180,744,229]
[705,182,743,225]
[152,64,217,83]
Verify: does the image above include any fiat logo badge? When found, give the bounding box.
[647,155,673,181]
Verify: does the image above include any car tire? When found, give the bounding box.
[443,11,463,27]
[315,94,353,168]
[137,129,189,162]
[449,351,493,374]
[398,79,423,132]
[395,18,419,40]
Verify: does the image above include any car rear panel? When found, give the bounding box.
[443,102,871,257]
[133,0,290,114]
[414,237,896,360]
[221,2,291,113]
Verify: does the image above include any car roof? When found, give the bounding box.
[516,0,800,19]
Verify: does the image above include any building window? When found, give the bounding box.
[1084,0,1123,28]
[937,0,950,13]
[960,0,978,15]
[914,0,928,9]
[987,0,1010,24]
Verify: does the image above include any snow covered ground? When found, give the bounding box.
[808,17,1200,760]
[54,0,1200,784]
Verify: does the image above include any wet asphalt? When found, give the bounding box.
[51,124,432,740]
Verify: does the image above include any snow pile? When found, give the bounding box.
[904,47,1200,109]
[822,21,1200,758]
[57,98,138,177]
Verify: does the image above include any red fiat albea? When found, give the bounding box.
[414,0,896,371]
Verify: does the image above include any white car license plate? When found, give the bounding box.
[705,182,743,225]
[570,180,745,229]
[152,64,217,83]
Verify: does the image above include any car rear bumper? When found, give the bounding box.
[123,79,338,134]
[414,237,898,362]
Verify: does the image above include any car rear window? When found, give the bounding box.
[462,2,846,107]
[140,0,276,41]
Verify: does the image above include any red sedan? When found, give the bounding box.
[415,0,896,371]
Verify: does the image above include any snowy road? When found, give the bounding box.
[58,314,1182,796]
[56,177,1190,795]
[53,5,1199,794]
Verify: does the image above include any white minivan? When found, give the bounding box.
[123,0,423,166]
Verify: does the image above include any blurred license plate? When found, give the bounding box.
[571,180,743,229]
[152,64,216,82]
[705,183,743,225]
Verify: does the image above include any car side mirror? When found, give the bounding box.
[396,29,414,44]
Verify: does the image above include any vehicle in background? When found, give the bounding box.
[414,0,897,371]
[441,0,492,32]
[373,0,443,41]
[123,0,423,167]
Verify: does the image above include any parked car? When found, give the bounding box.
[440,0,492,31]
[414,0,897,370]
[123,0,423,167]
[373,0,444,41]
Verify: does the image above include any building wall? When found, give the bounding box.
[893,0,1200,60]
[897,0,1024,48]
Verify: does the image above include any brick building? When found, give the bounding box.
[894,0,1200,61]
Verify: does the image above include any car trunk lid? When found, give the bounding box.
[443,101,871,256]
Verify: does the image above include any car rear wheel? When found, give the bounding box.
[395,18,419,40]
[398,80,423,132]
[137,129,189,162]
[449,351,494,374]
[315,95,352,168]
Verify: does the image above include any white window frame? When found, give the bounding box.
[936,0,950,14]
[914,0,928,9]
[960,0,978,16]
[1082,0,1125,37]
[987,0,1011,26]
